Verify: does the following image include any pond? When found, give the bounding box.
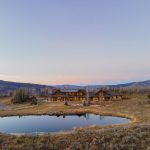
[0,114,129,134]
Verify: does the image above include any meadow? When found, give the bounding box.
[0,94,150,150]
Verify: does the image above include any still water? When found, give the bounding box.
[0,114,129,134]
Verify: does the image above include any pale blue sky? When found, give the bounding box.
[0,0,149,85]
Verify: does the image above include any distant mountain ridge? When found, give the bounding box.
[0,80,149,96]
[110,80,150,88]
[0,80,150,90]
[0,80,53,90]
[0,80,54,96]
[53,80,150,90]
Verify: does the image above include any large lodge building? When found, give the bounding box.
[49,89,123,101]
[50,89,86,101]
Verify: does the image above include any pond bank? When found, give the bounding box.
[0,95,149,149]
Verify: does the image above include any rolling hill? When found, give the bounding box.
[0,80,54,96]
[53,80,150,90]
[0,80,53,91]
[0,80,149,96]
[110,80,150,88]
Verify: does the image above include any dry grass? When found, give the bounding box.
[0,94,150,149]
[0,124,150,150]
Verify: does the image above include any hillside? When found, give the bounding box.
[0,80,149,96]
[110,80,150,88]
[54,80,150,91]
[0,80,54,90]
[0,80,54,96]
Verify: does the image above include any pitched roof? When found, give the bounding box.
[52,89,86,95]
[60,89,79,92]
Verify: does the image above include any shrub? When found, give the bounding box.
[31,98,38,105]
[64,100,68,106]
[12,89,29,104]
[82,100,90,106]
[146,95,150,104]
[82,100,87,106]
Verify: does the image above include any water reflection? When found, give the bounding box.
[0,114,129,134]
[86,114,89,120]
[99,115,104,120]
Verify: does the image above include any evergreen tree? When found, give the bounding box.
[12,89,29,103]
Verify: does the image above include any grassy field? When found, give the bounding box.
[0,94,150,150]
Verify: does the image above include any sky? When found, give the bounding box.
[0,0,150,85]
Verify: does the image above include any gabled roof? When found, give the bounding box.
[60,89,79,92]
[95,89,108,95]
[93,89,122,97]
[52,89,86,95]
